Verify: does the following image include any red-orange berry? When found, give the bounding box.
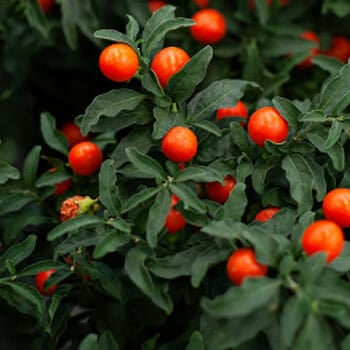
[226,248,268,286]
[164,195,186,233]
[161,126,198,163]
[99,43,139,82]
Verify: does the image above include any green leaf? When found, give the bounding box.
[201,308,272,350]
[22,0,49,38]
[152,106,184,140]
[111,127,153,168]
[93,29,138,53]
[126,147,166,180]
[93,231,130,260]
[0,282,45,323]
[230,116,256,159]
[167,46,213,102]
[142,5,194,58]
[280,296,307,349]
[22,145,42,188]
[55,230,101,256]
[0,235,36,274]
[186,331,205,350]
[191,246,231,288]
[293,314,335,350]
[254,0,270,25]
[223,182,247,222]
[282,154,315,214]
[317,63,350,114]
[323,119,343,149]
[125,247,173,314]
[175,166,223,183]
[18,260,68,277]
[193,120,222,137]
[78,334,98,350]
[148,246,201,279]
[60,0,99,50]
[126,15,140,41]
[170,183,206,214]
[86,262,124,301]
[99,160,120,217]
[312,54,344,74]
[0,161,20,184]
[0,191,36,216]
[201,278,281,318]
[201,221,246,240]
[242,40,264,82]
[342,334,350,350]
[122,187,161,214]
[47,216,106,241]
[251,159,275,194]
[99,331,120,350]
[273,96,302,132]
[80,89,146,135]
[40,112,69,155]
[35,168,70,188]
[307,128,345,171]
[188,79,260,121]
[146,189,171,248]
[299,110,326,122]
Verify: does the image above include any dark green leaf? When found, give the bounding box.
[78,334,98,350]
[99,331,120,350]
[193,120,222,137]
[317,63,350,114]
[312,54,344,74]
[94,29,138,53]
[86,262,124,301]
[148,246,201,279]
[99,160,120,217]
[273,96,301,132]
[125,247,173,314]
[18,260,69,277]
[170,183,206,214]
[293,314,335,350]
[93,231,130,259]
[0,235,36,274]
[23,146,42,187]
[201,278,280,318]
[175,166,223,183]
[40,112,69,155]
[324,119,343,149]
[167,46,213,102]
[126,147,166,180]
[112,127,153,168]
[191,246,231,288]
[201,221,246,240]
[0,161,20,184]
[188,79,261,121]
[254,0,269,25]
[282,154,315,214]
[230,119,257,159]
[142,5,194,58]
[223,182,247,222]
[80,89,146,135]
[146,189,171,248]
[122,187,161,214]
[299,109,326,122]
[47,216,106,241]
[0,282,45,323]
[280,296,307,349]
[0,191,36,216]
[186,331,205,350]
[152,106,184,140]
[201,308,272,350]
[307,128,345,171]
[60,0,99,50]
